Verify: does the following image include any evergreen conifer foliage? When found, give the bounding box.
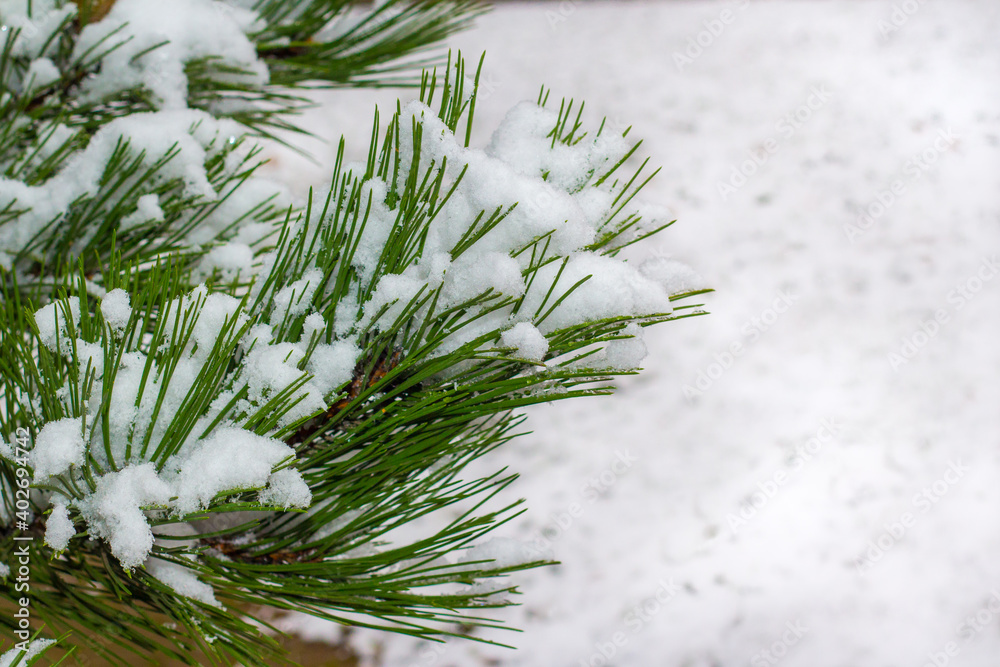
[0,1,708,664]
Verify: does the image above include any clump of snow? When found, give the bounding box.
[168,426,306,516]
[242,321,273,349]
[350,178,396,282]
[84,287,253,468]
[92,350,147,466]
[239,337,327,426]
[404,101,596,258]
[258,467,312,509]
[146,556,221,608]
[76,339,104,377]
[33,297,81,352]
[101,288,132,334]
[345,99,684,359]
[0,563,9,580]
[197,241,255,281]
[30,417,85,482]
[24,57,60,92]
[301,312,326,341]
[501,322,548,362]
[120,193,164,230]
[573,186,616,228]
[105,111,240,200]
[189,290,245,352]
[44,502,75,552]
[73,0,267,110]
[77,463,172,571]
[0,437,11,461]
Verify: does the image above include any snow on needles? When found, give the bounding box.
[168,427,306,516]
[0,1,76,61]
[28,288,323,574]
[34,296,80,353]
[0,109,244,264]
[0,0,288,268]
[5,0,699,616]
[101,288,132,334]
[354,100,685,361]
[73,0,268,110]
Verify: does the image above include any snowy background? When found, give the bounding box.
[265,1,1000,665]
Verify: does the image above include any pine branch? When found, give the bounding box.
[0,3,709,665]
[257,0,487,88]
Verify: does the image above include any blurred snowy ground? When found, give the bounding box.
[266,1,1000,665]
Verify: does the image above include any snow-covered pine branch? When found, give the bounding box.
[0,1,707,664]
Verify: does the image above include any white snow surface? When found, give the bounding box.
[602,321,648,371]
[272,269,325,322]
[264,2,1000,666]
